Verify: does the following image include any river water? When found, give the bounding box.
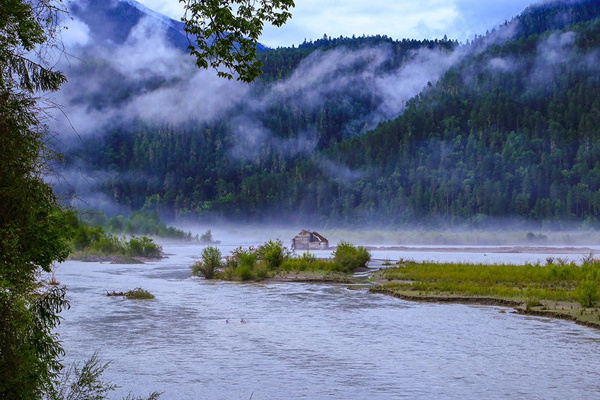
[56,240,600,399]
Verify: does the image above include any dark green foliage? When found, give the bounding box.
[191,246,222,279]
[127,236,162,258]
[258,34,457,82]
[333,241,371,273]
[0,286,69,399]
[67,1,600,227]
[0,1,75,398]
[69,215,162,260]
[68,37,458,224]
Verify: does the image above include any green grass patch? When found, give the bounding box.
[381,260,600,306]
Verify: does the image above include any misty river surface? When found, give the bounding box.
[57,242,600,399]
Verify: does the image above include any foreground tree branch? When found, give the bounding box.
[180,0,295,82]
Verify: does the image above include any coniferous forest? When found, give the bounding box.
[62,0,600,228]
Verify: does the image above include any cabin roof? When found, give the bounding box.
[293,230,328,242]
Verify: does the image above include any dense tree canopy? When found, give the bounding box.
[67,0,600,228]
[0,0,72,398]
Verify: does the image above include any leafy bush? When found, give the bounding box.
[333,241,371,273]
[235,265,253,281]
[281,252,314,271]
[575,281,599,308]
[191,246,222,279]
[127,236,162,258]
[233,247,258,269]
[221,246,261,281]
[258,239,289,270]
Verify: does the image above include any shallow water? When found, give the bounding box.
[57,241,600,399]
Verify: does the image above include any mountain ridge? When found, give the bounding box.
[57,0,600,228]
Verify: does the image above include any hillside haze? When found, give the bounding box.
[55,0,600,229]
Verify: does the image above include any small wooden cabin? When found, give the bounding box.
[292,230,329,250]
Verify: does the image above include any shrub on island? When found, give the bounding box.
[191,240,372,281]
[191,246,223,279]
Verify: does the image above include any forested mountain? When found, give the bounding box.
[59,0,600,228]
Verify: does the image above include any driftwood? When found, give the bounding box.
[106,290,127,297]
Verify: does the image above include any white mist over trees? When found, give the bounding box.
[52,0,600,228]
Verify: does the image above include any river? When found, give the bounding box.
[56,239,600,399]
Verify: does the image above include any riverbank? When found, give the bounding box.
[68,253,164,264]
[264,269,600,330]
[368,259,600,330]
[369,287,600,330]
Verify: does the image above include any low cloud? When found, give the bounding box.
[374,46,465,122]
[52,0,536,197]
[61,17,92,47]
[318,158,364,183]
[228,116,317,161]
[528,30,593,89]
[51,14,248,138]
[265,45,392,110]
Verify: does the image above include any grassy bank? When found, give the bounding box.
[69,229,163,262]
[373,259,600,328]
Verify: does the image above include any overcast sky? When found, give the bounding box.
[135,0,538,47]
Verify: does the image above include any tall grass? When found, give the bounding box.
[382,260,600,305]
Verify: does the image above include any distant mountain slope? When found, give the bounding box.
[69,0,189,49]
[58,0,600,228]
[327,0,600,226]
[515,0,600,38]
[69,0,188,50]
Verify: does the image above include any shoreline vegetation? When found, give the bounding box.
[66,211,164,262]
[370,258,600,330]
[189,240,600,330]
